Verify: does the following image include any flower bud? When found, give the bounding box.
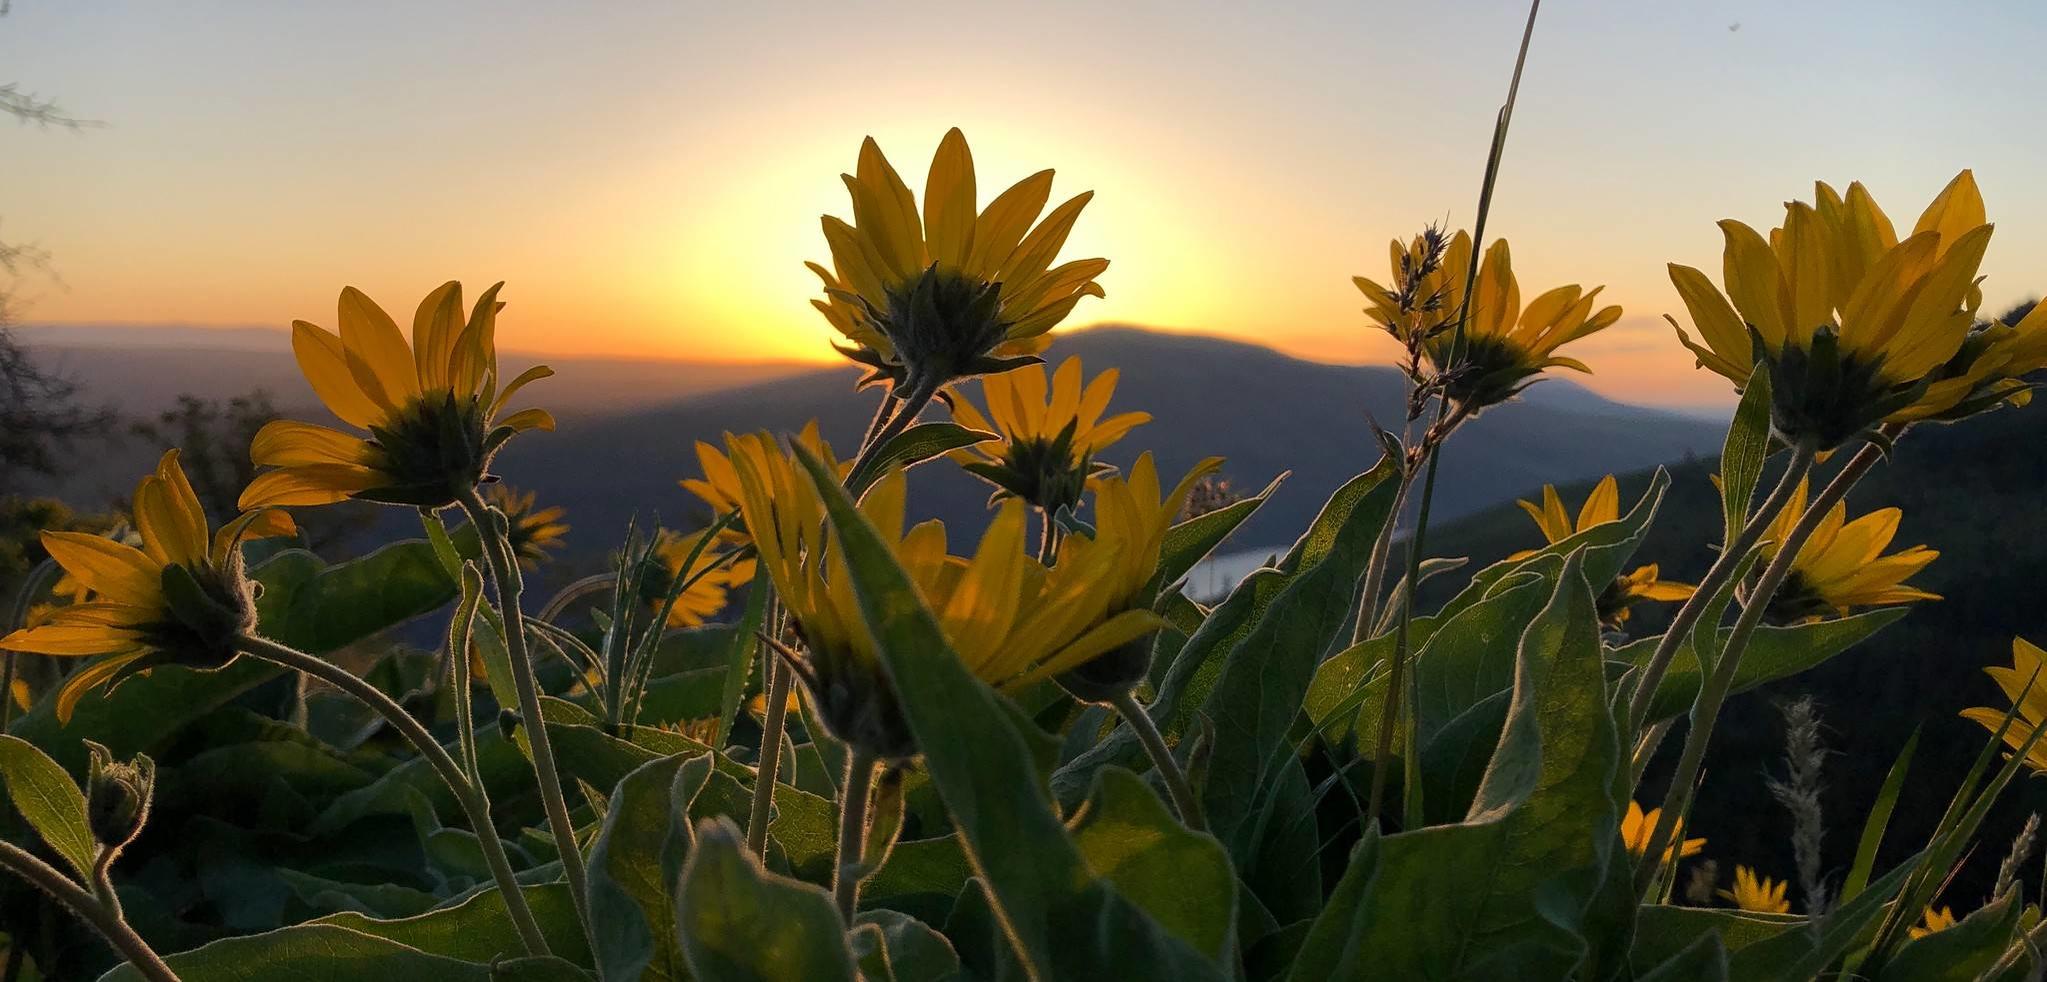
[83,740,155,854]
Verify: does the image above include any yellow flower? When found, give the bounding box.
[485,485,569,571]
[649,528,756,629]
[948,356,1150,514]
[0,451,294,721]
[725,433,1160,759]
[1048,453,1221,699]
[1755,478,1937,624]
[680,420,844,545]
[1719,865,1791,914]
[810,128,1107,391]
[1510,476,1693,628]
[1357,230,1621,411]
[239,282,554,511]
[1621,800,1706,863]
[1909,906,1958,939]
[1961,638,2047,773]
[1666,171,1999,446]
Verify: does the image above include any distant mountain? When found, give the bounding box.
[495,326,1725,552]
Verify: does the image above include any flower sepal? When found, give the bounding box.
[1759,325,1929,450]
[778,641,919,764]
[1053,634,1159,705]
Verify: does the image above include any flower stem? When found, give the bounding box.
[1634,440,1883,894]
[456,488,593,947]
[1111,688,1206,832]
[233,634,551,957]
[1623,443,1816,737]
[0,839,178,982]
[1352,467,1417,645]
[1368,443,1445,829]
[846,381,938,481]
[833,749,879,922]
[747,634,793,857]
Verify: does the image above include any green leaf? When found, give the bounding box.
[1630,905,1798,968]
[587,752,714,982]
[97,922,589,982]
[314,883,590,966]
[677,818,858,982]
[1148,470,1286,598]
[0,734,94,879]
[1071,767,1238,961]
[1616,607,1909,722]
[852,910,961,982]
[264,540,460,654]
[1438,468,1670,626]
[1289,555,1619,980]
[1724,853,1923,981]
[1058,464,1395,806]
[1720,362,1773,546]
[1198,460,1399,862]
[846,422,997,495]
[1883,887,2024,981]
[792,445,1224,981]
[1840,725,1918,905]
[1637,931,1729,982]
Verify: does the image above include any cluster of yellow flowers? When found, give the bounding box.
[2,132,2040,923]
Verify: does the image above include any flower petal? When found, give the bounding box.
[41,532,163,607]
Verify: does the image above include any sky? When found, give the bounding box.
[6,1,2047,411]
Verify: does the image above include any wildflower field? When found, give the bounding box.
[8,8,2047,982]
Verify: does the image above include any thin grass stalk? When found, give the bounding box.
[1624,444,1816,736]
[833,749,879,922]
[1,559,62,729]
[0,839,177,982]
[1352,469,1416,645]
[1636,439,1882,892]
[455,488,593,946]
[1112,688,1206,832]
[233,634,550,956]
[1366,0,1541,830]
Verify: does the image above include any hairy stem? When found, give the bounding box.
[234,634,550,956]
[1623,443,1816,736]
[747,642,794,857]
[456,489,593,947]
[1112,688,1207,832]
[845,381,938,481]
[1635,440,1882,893]
[0,840,177,982]
[833,749,879,922]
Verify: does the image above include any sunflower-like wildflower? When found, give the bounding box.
[1510,476,1693,629]
[1051,452,1221,701]
[485,485,569,570]
[809,128,1107,393]
[1909,906,1958,939]
[644,528,756,629]
[1666,172,2010,447]
[1753,479,1938,624]
[681,420,845,545]
[0,451,294,721]
[1355,230,1622,411]
[1960,638,2047,773]
[1622,800,1706,863]
[239,282,554,511]
[1719,865,1791,914]
[724,433,1161,761]
[948,356,1149,515]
